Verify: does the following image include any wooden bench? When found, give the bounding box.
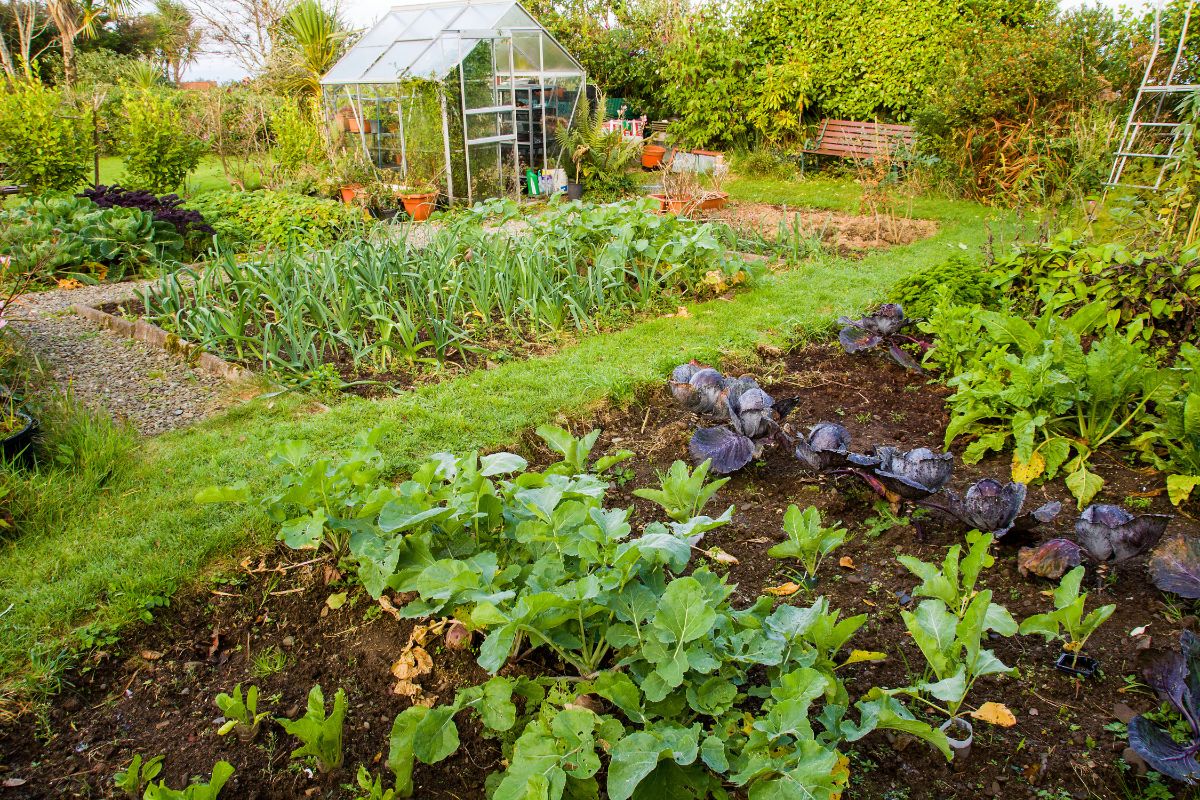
[805,119,916,160]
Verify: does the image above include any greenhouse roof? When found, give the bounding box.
[321,0,583,85]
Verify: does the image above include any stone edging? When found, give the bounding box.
[71,304,254,383]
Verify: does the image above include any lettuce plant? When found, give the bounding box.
[768,505,848,582]
[1018,566,1115,662]
[1129,631,1200,784]
[113,753,164,798]
[277,685,347,774]
[215,683,269,741]
[142,761,234,800]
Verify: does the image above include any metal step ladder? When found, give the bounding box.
[1107,0,1200,192]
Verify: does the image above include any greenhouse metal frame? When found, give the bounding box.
[320,0,587,204]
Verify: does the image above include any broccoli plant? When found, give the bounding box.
[1018,565,1115,665]
[215,683,269,741]
[113,753,164,798]
[632,458,730,522]
[142,761,234,800]
[277,685,347,774]
[767,505,848,583]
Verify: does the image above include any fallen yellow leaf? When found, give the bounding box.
[862,599,877,607]
[970,701,1017,727]
[840,650,887,667]
[839,556,856,570]
[763,582,801,597]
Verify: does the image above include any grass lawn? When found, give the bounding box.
[93,155,257,195]
[0,177,1018,696]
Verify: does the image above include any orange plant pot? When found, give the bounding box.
[401,192,437,222]
[339,184,363,204]
[649,193,695,215]
[699,192,729,210]
[642,144,666,169]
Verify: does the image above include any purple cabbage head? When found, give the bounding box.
[689,426,758,474]
[837,303,922,370]
[727,386,775,439]
[793,422,853,472]
[865,446,954,500]
[669,365,726,415]
[1075,504,1172,563]
[1128,631,1200,784]
[1149,534,1200,599]
[944,479,1027,536]
[1017,538,1083,580]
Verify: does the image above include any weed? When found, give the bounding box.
[250,646,291,678]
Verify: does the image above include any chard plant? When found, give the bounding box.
[767,505,848,583]
[142,761,234,800]
[1018,566,1116,664]
[113,753,163,798]
[208,433,954,800]
[277,685,347,774]
[632,458,730,522]
[215,683,269,741]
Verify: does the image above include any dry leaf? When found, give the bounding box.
[325,592,347,610]
[970,702,1017,727]
[838,556,856,570]
[862,599,877,607]
[391,646,433,681]
[378,595,402,620]
[763,582,801,597]
[139,650,164,661]
[707,547,739,565]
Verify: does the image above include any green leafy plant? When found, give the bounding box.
[113,753,164,798]
[143,761,234,800]
[553,93,640,199]
[1134,343,1200,505]
[632,458,729,522]
[215,683,269,741]
[891,254,999,321]
[767,504,848,582]
[0,82,92,193]
[898,531,1018,632]
[1018,565,1116,662]
[353,766,397,800]
[536,424,634,477]
[277,684,347,774]
[120,87,206,193]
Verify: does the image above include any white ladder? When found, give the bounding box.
[1107,0,1200,192]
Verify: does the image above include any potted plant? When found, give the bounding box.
[651,157,700,215]
[327,150,374,205]
[1018,565,1115,679]
[335,105,371,134]
[393,160,440,222]
[699,157,730,210]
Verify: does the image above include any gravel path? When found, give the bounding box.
[9,280,236,436]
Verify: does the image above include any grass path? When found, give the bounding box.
[0,179,1015,691]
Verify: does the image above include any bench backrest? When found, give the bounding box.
[808,119,916,159]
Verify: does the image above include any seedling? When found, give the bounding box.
[277,684,347,774]
[215,683,269,741]
[536,423,633,476]
[353,766,396,800]
[143,760,234,800]
[767,504,847,584]
[1018,565,1115,672]
[898,530,1017,632]
[633,458,729,522]
[113,753,163,798]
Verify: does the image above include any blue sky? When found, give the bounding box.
[182,0,1155,82]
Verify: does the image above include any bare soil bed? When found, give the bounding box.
[697,201,939,255]
[1,344,1187,799]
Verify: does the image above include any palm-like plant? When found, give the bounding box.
[46,0,133,85]
[274,0,349,99]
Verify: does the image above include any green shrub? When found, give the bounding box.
[0,196,184,283]
[184,190,369,250]
[0,83,92,193]
[890,254,998,320]
[271,100,324,175]
[120,88,206,194]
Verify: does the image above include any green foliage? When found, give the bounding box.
[1134,344,1200,506]
[897,531,1018,632]
[270,100,324,174]
[1018,566,1116,655]
[632,459,729,522]
[147,199,750,381]
[215,683,269,739]
[277,684,347,774]
[553,95,640,199]
[113,753,164,798]
[658,10,753,147]
[183,189,367,250]
[536,424,634,477]
[354,767,397,800]
[0,195,183,283]
[767,505,847,582]
[941,303,1167,506]
[995,229,1200,349]
[890,254,998,321]
[0,82,92,193]
[142,761,234,800]
[121,88,206,194]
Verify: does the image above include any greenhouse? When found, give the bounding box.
[320,0,587,204]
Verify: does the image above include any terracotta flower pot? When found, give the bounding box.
[339,114,371,134]
[401,191,437,222]
[339,184,363,204]
[699,191,729,210]
[642,144,666,169]
[649,193,695,215]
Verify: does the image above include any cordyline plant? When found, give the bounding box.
[202,429,953,800]
[837,303,927,371]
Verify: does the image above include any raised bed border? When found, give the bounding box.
[71,304,254,383]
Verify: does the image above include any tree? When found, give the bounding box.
[186,0,287,74]
[45,0,133,85]
[148,0,198,82]
[267,0,347,98]
[1,0,54,82]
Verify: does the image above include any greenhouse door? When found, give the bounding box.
[459,37,519,203]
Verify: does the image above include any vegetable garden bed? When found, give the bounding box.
[0,344,1187,799]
